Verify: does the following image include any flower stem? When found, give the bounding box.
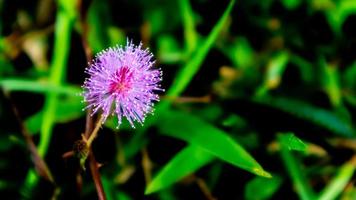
[86,115,104,147]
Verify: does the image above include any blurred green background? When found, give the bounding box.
[1,0,356,199]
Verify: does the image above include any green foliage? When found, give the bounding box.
[158,109,271,177]
[278,133,315,200]
[1,0,356,199]
[167,0,236,97]
[254,96,354,137]
[146,145,214,194]
[279,133,307,152]
[245,175,283,200]
[0,79,80,96]
[318,157,356,200]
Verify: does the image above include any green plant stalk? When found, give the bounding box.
[318,157,356,200]
[38,10,75,157]
[278,134,315,200]
[23,1,76,191]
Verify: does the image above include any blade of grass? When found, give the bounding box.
[318,156,356,200]
[0,79,80,96]
[256,51,289,97]
[38,0,77,159]
[145,144,214,194]
[253,96,354,137]
[22,0,77,193]
[278,133,315,200]
[158,109,271,178]
[167,0,235,98]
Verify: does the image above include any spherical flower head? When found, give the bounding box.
[82,39,163,128]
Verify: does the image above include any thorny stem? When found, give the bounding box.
[88,150,106,200]
[81,112,106,200]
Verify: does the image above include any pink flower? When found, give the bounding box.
[82,40,163,128]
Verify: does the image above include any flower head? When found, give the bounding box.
[82,39,163,128]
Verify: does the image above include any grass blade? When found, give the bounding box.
[0,79,80,96]
[159,109,271,178]
[167,0,236,98]
[278,133,315,200]
[318,156,356,200]
[145,145,214,194]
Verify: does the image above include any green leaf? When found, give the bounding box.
[343,62,356,89]
[107,26,125,47]
[256,51,289,96]
[279,133,307,152]
[245,174,283,200]
[278,134,315,200]
[326,1,356,35]
[145,145,214,194]
[0,79,80,96]
[319,58,341,106]
[158,109,271,178]
[254,96,354,137]
[102,175,132,200]
[227,37,254,68]
[318,157,356,200]
[157,35,183,64]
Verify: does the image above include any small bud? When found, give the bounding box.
[73,140,89,170]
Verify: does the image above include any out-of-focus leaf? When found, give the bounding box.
[256,51,289,96]
[343,62,356,89]
[320,58,341,106]
[340,185,356,200]
[318,156,356,200]
[145,145,214,194]
[107,26,125,47]
[278,134,315,200]
[157,35,183,64]
[290,54,313,83]
[224,37,254,69]
[158,109,271,178]
[254,96,354,137]
[25,96,83,134]
[245,174,283,200]
[193,104,223,122]
[180,0,198,54]
[0,135,15,151]
[143,1,181,37]
[0,56,15,76]
[326,1,356,34]
[279,133,307,152]
[281,0,301,10]
[87,0,112,53]
[102,175,131,200]
[0,79,80,96]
